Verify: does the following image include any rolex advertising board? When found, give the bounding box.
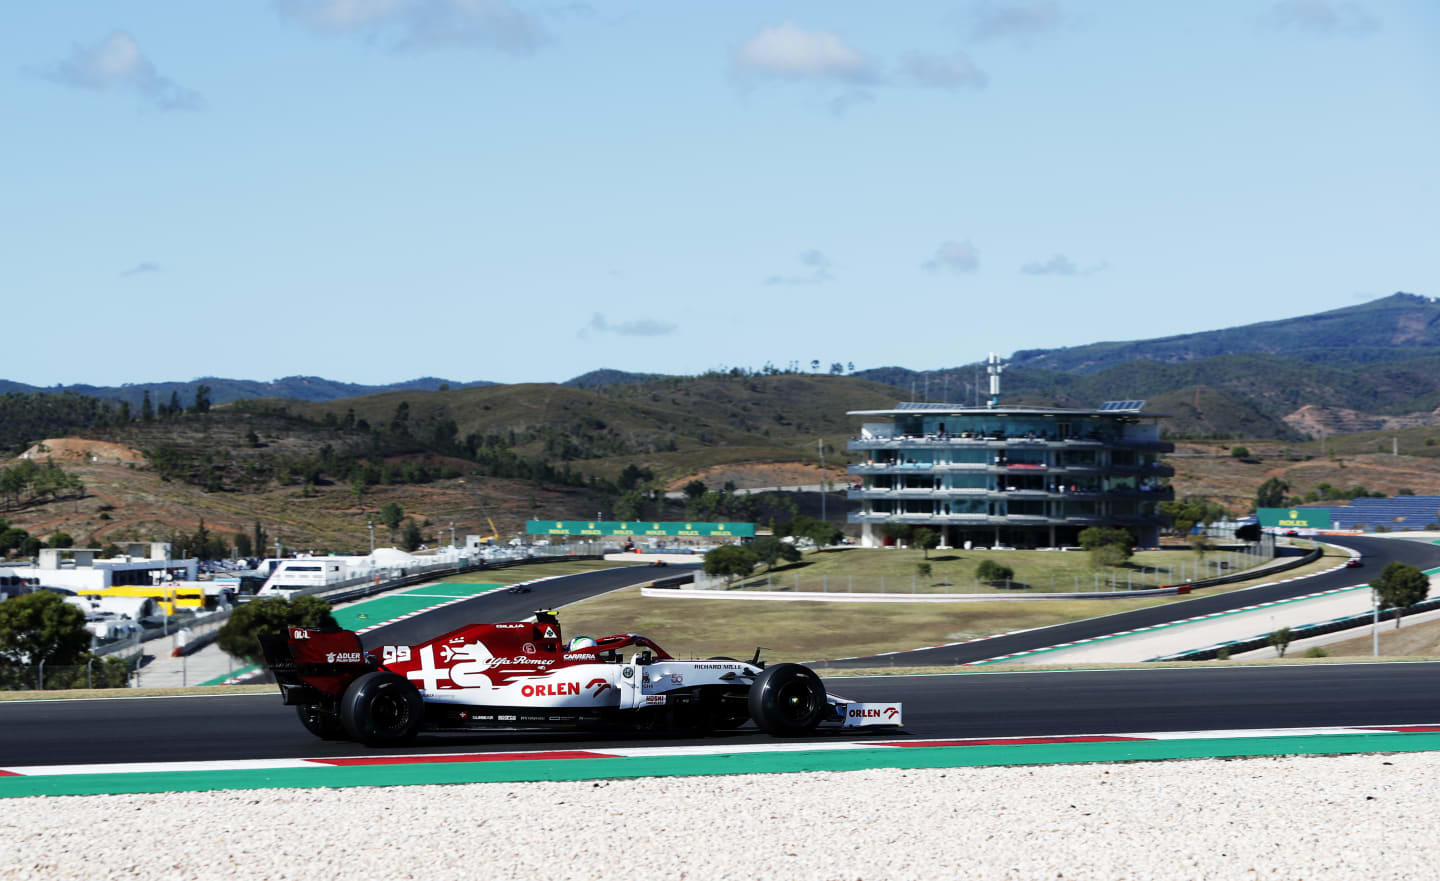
[1256,507,1332,530]
[524,521,755,538]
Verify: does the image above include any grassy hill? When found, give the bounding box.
[1006,292,1440,373]
[282,373,904,477]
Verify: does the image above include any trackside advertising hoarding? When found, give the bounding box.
[1256,507,1332,530]
[525,520,755,538]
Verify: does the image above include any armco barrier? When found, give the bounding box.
[1175,546,1322,591]
[641,583,1191,603]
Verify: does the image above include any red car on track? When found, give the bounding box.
[260,610,902,746]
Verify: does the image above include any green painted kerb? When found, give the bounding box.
[6,732,1440,799]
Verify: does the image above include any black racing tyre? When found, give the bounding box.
[339,671,424,746]
[296,704,348,740]
[747,663,826,736]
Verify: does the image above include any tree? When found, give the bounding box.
[829,362,844,375]
[1160,498,1227,535]
[912,527,940,559]
[216,596,338,666]
[702,545,758,585]
[167,390,182,419]
[140,390,153,422]
[1255,477,1289,510]
[750,536,800,571]
[233,532,253,558]
[401,518,423,551]
[975,559,1014,586]
[613,490,644,521]
[1268,627,1293,658]
[192,384,212,414]
[915,561,932,580]
[1371,562,1430,629]
[253,520,269,558]
[1078,526,1133,568]
[683,480,708,500]
[810,359,820,372]
[0,590,91,667]
[379,502,405,534]
[880,522,910,546]
[782,515,842,548]
[45,532,74,549]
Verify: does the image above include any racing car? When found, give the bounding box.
[259,610,901,746]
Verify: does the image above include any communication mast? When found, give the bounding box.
[985,352,1006,408]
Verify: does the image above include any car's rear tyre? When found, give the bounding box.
[339,671,423,746]
[296,704,348,740]
[747,663,826,736]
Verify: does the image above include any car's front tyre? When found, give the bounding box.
[747,663,826,736]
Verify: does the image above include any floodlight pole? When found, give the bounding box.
[368,521,375,554]
[818,438,826,527]
[1373,588,1380,657]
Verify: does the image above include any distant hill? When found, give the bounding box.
[563,369,669,389]
[284,373,904,476]
[851,293,1440,438]
[1007,292,1440,373]
[0,375,495,408]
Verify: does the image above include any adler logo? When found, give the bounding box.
[325,651,363,664]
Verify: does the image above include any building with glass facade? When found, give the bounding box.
[847,401,1173,549]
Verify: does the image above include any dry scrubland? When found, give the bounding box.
[10,431,1440,555]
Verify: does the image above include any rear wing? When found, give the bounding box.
[258,627,375,706]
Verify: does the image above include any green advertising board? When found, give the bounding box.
[525,520,755,538]
[1256,507,1332,530]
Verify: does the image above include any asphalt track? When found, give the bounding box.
[4,662,1439,766]
[827,535,1440,667]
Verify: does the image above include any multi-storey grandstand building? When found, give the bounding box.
[846,400,1174,549]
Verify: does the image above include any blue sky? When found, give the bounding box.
[4,1,1436,387]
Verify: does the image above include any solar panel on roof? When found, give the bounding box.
[1099,400,1146,411]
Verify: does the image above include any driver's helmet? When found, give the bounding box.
[567,635,597,652]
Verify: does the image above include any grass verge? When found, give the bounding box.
[558,545,1349,663]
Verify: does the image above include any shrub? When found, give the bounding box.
[1303,647,1329,658]
[975,559,1014,585]
[915,562,932,580]
[1230,446,1250,459]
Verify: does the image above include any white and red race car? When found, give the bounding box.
[260,610,902,746]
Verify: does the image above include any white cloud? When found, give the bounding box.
[578,313,677,340]
[275,0,548,53]
[904,52,988,90]
[733,22,877,83]
[121,262,160,277]
[1021,254,1076,276]
[766,249,834,285]
[923,241,979,274]
[36,31,202,111]
[968,1,1064,43]
[1263,1,1379,35]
